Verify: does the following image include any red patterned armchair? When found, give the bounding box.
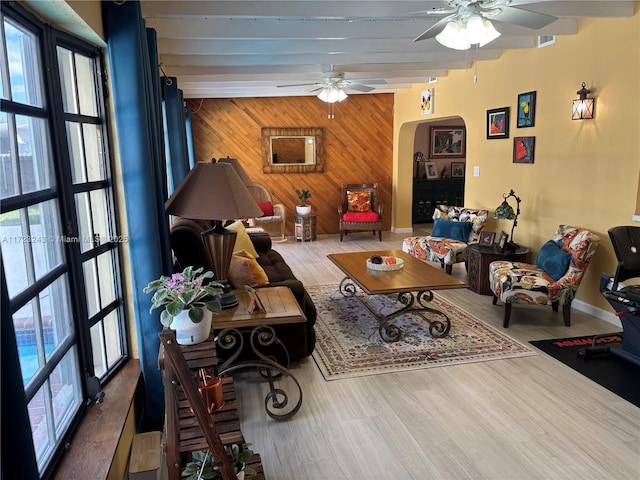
[338,183,383,241]
[402,205,489,274]
[489,224,600,327]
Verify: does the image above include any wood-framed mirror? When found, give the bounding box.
[261,127,324,173]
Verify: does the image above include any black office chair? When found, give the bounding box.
[578,226,640,367]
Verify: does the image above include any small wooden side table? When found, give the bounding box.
[294,212,317,242]
[466,243,530,296]
[213,286,305,420]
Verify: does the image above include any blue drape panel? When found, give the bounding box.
[162,76,190,191]
[102,0,173,430]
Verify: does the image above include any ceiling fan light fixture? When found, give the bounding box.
[317,86,348,103]
[436,21,470,50]
[465,14,486,44]
[436,14,501,51]
[478,19,501,46]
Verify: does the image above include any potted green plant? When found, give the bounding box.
[143,266,224,345]
[181,444,257,480]
[295,188,312,215]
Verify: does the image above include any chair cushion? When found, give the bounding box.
[228,252,269,289]
[489,261,554,305]
[343,211,379,222]
[347,190,372,212]
[402,236,467,266]
[258,201,274,216]
[226,220,259,258]
[535,240,572,281]
[431,218,473,242]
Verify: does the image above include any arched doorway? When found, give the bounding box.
[412,118,466,224]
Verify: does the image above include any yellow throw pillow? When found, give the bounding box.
[226,220,259,258]
[228,253,269,289]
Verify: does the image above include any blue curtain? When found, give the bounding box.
[162,76,190,191]
[102,0,173,430]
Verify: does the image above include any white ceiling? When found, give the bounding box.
[140,1,636,99]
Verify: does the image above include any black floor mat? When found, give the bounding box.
[530,333,640,408]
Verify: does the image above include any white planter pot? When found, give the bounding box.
[296,205,311,215]
[170,308,212,345]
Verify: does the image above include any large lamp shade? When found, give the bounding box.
[165,162,263,308]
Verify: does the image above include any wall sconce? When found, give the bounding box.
[572,82,595,120]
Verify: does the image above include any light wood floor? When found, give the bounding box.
[234,229,640,480]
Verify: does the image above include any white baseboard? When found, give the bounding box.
[572,299,622,328]
[391,226,413,234]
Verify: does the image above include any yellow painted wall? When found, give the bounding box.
[393,13,640,314]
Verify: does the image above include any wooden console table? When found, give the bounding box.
[466,243,530,295]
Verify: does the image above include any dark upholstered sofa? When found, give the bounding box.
[169,218,316,359]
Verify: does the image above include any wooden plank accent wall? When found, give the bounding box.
[186,94,394,236]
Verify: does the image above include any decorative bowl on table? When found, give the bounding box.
[366,255,405,271]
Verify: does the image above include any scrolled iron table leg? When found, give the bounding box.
[216,325,302,421]
[338,276,358,297]
[335,280,452,342]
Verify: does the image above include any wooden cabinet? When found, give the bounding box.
[412,178,465,223]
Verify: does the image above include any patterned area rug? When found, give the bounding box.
[307,284,536,380]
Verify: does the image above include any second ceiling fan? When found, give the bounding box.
[277,71,387,103]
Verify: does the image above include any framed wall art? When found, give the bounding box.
[451,162,465,178]
[517,91,536,128]
[430,126,466,158]
[513,136,535,163]
[421,88,434,115]
[486,107,510,139]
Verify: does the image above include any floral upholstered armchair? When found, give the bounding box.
[489,224,600,328]
[402,205,489,274]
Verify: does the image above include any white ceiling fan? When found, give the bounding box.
[413,0,558,48]
[277,70,387,103]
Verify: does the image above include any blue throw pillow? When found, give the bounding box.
[431,219,473,243]
[535,240,572,281]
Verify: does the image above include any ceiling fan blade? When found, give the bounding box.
[353,78,387,85]
[346,84,375,93]
[491,6,557,30]
[308,87,324,94]
[276,82,320,88]
[414,14,457,42]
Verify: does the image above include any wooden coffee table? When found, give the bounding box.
[327,250,467,342]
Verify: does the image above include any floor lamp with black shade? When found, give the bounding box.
[165,162,263,308]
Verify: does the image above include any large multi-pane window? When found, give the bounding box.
[1,5,127,476]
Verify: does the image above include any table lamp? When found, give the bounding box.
[215,156,255,186]
[492,189,521,247]
[165,162,263,308]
